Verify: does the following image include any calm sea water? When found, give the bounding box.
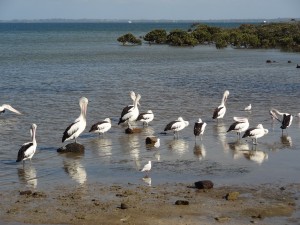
[0,22,300,191]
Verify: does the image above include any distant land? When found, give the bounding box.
[0,18,299,23]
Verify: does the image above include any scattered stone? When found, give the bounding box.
[19,190,32,196]
[280,186,286,191]
[57,142,85,153]
[215,216,230,223]
[288,60,292,63]
[32,191,47,198]
[225,192,240,201]
[266,60,272,63]
[175,200,189,205]
[120,203,128,209]
[194,180,214,189]
[125,127,142,134]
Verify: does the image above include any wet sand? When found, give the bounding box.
[0,182,299,225]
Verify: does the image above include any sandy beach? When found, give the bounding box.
[0,181,299,225]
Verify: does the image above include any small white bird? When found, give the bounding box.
[141,161,151,175]
[0,104,22,115]
[212,90,230,120]
[242,124,268,145]
[62,97,88,143]
[194,118,207,141]
[164,117,189,138]
[89,118,112,136]
[137,110,154,126]
[244,104,252,111]
[227,117,249,139]
[16,124,37,165]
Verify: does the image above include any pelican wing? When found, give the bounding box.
[242,127,261,138]
[62,121,79,142]
[16,142,33,162]
[281,114,293,129]
[194,122,204,136]
[212,106,225,119]
[2,104,22,115]
[227,121,240,132]
[118,105,134,124]
[164,120,180,131]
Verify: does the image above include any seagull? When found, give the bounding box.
[0,104,22,115]
[89,118,112,136]
[118,93,141,127]
[269,108,293,135]
[242,124,268,145]
[193,118,207,141]
[141,160,151,175]
[137,110,154,126]
[212,90,230,120]
[16,124,37,165]
[244,104,252,111]
[227,117,249,139]
[62,97,88,143]
[164,117,189,138]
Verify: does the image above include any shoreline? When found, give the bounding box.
[0,181,299,225]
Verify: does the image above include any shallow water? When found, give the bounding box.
[0,23,300,191]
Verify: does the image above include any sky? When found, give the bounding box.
[0,0,299,21]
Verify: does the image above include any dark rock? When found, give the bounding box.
[175,200,189,205]
[266,60,272,63]
[57,142,85,153]
[32,191,47,198]
[225,192,240,201]
[120,203,128,209]
[19,190,32,196]
[125,127,142,134]
[288,60,292,63]
[194,180,214,189]
[215,216,231,222]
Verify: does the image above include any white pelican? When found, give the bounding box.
[118,94,141,126]
[193,118,207,141]
[242,124,268,145]
[244,104,252,111]
[269,108,293,134]
[141,160,151,175]
[0,104,22,115]
[164,117,189,138]
[227,117,249,139]
[89,118,111,136]
[212,90,230,120]
[137,110,154,126]
[16,124,37,165]
[62,97,88,143]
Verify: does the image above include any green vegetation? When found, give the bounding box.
[117,33,142,45]
[117,21,300,52]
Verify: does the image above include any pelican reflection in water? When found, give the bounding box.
[90,138,112,159]
[167,139,189,156]
[281,135,292,147]
[193,143,206,160]
[243,149,268,164]
[63,158,87,185]
[228,141,250,160]
[17,165,37,189]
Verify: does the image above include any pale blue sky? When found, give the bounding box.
[0,0,299,21]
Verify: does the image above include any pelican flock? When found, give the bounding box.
[212,90,230,120]
[62,97,89,143]
[16,124,37,165]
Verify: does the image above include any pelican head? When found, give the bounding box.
[130,91,136,102]
[177,117,184,121]
[30,123,37,141]
[79,97,88,117]
[135,94,141,106]
[197,118,203,123]
[256,124,263,129]
[104,118,111,123]
[147,110,153,114]
[223,90,230,102]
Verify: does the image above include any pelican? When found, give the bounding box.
[244,104,251,111]
[89,118,111,136]
[269,108,293,134]
[137,110,154,126]
[62,97,88,143]
[0,104,22,115]
[242,124,268,145]
[212,90,230,120]
[118,93,141,126]
[16,124,37,165]
[227,117,249,139]
[141,160,151,175]
[164,117,189,138]
[194,118,207,141]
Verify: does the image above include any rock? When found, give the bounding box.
[125,127,142,134]
[288,60,292,63]
[57,143,85,153]
[120,203,128,209]
[194,180,214,189]
[175,200,189,205]
[225,191,240,201]
[215,216,230,222]
[266,60,272,63]
[20,190,32,196]
[145,136,158,145]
